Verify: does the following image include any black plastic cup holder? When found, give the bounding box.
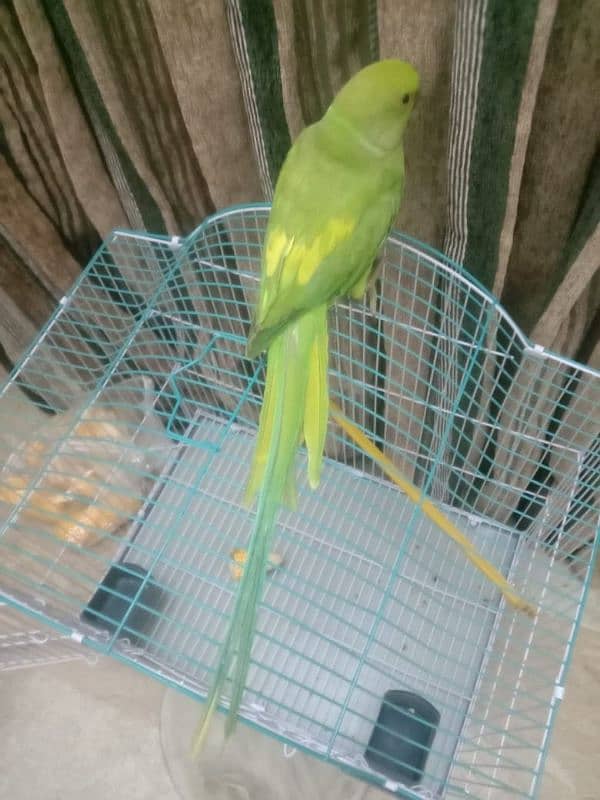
[365,689,440,786]
[81,561,162,646]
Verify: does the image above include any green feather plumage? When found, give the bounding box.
[191,59,419,755]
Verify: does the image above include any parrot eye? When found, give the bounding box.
[402,93,411,105]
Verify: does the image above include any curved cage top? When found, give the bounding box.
[1,204,598,799]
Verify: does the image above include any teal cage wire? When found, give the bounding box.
[1,204,598,799]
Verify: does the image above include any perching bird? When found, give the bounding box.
[191,59,420,755]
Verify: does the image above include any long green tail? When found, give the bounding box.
[191,305,328,756]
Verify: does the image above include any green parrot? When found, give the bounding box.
[191,59,420,755]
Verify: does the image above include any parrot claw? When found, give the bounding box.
[366,287,378,315]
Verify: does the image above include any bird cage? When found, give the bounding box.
[0,602,91,671]
[0,204,598,799]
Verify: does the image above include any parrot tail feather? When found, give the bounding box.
[191,306,328,755]
[304,317,329,488]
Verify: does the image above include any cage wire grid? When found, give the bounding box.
[0,203,598,799]
[0,602,93,671]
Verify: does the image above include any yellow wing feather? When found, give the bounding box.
[257,218,356,331]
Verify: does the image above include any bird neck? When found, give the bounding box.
[320,105,405,170]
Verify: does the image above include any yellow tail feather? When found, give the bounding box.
[304,313,329,488]
[329,401,536,617]
[190,690,220,759]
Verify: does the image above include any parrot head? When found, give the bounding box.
[328,59,420,152]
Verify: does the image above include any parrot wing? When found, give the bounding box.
[247,126,402,357]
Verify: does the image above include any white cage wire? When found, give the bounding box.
[0,204,598,799]
[0,603,90,672]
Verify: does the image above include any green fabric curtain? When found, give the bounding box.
[1,0,598,373]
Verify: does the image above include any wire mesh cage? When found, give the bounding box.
[0,204,598,799]
[0,603,91,672]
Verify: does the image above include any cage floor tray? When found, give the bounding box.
[98,414,519,795]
